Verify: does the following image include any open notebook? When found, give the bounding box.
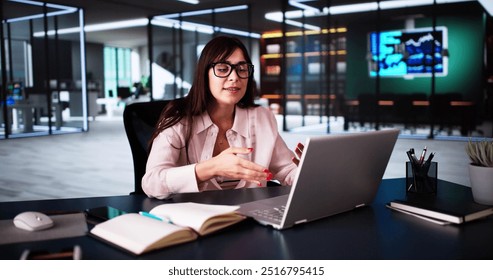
[238,129,399,230]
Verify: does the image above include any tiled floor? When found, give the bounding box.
[0,114,474,202]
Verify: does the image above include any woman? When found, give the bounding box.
[142,36,301,199]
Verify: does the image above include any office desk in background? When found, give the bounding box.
[0,178,492,260]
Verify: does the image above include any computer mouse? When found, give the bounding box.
[13,211,54,231]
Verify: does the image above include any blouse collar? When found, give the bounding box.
[195,106,249,138]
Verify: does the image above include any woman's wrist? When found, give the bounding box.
[195,159,215,183]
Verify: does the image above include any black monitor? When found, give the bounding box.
[117,87,132,99]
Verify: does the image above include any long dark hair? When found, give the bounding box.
[148,36,258,162]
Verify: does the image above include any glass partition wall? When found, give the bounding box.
[146,0,490,139]
[2,1,489,140]
[259,0,490,139]
[346,0,487,139]
[1,0,87,139]
[148,5,259,102]
[260,2,347,133]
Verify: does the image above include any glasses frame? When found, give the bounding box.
[210,62,254,79]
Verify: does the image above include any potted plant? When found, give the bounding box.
[466,139,493,205]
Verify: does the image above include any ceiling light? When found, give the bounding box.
[289,0,320,12]
[152,4,257,38]
[265,0,475,23]
[166,9,213,18]
[35,16,260,39]
[379,0,432,9]
[265,12,322,31]
[214,5,249,13]
[159,4,248,19]
[152,18,213,34]
[379,0,474,10]
[176,0,199,4]
[5,9,76,23]
[8,0,70,8]
[152,17,260,38]
[85,18,149,32]
[5,0,77,23]
[218,27,261,38]
[33,18,149,37]
[329,2,379,14]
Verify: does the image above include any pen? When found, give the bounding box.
[139,211,174,224]
[139,211,163,221]
[418,146,427,165]
[425,152,435,165]
[420,152,436,173]
[406,150,417,166]
[409,148,419,164]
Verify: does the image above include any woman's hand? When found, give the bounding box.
[292,143,304,166]
[195,147,272,186]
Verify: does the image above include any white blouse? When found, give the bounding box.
[142,106,298,199]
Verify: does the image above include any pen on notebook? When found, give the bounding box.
[139,211,162,221]
[139,211,174,224]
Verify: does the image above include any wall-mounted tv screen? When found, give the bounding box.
[368,26,448,78]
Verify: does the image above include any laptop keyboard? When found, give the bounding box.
[250,205,286,223]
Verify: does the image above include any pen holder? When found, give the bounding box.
[406,161,438,194]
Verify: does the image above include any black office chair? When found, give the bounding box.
[123,100,170,194]
[117,86,133,99]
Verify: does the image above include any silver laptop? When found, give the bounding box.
[238,129,399,230]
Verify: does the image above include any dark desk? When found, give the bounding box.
[1,178,492,260]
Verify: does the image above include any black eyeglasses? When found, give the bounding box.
[210,62,254,79]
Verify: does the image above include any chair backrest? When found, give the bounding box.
[123,100,170,194]
[117,87,133,99]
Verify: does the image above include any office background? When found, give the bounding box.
[0,0,491,201]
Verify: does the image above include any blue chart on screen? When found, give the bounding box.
[369,26,448,78]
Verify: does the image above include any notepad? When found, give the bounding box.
[388,198,493,224]
[89,203,245,255]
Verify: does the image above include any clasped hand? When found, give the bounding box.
[209,147,270,186]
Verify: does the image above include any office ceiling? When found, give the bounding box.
[3,0,478,48]
[3,0,374,48]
